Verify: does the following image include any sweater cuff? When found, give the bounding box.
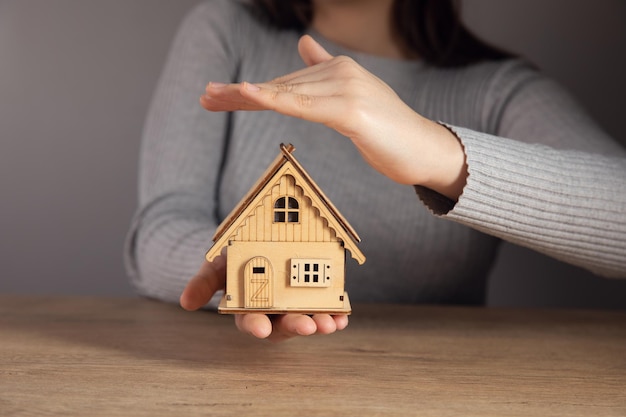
[415,123,552,220]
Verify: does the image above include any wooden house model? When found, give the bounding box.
[206,144,365,314]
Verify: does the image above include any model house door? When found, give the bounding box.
[244,256,272,309]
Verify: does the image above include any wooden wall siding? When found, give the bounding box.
[230,174,338,244]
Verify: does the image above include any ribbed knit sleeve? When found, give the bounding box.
[419,127,626,278]
[124,0,244,303]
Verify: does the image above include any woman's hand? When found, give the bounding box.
[180,256,349,342]
[179,255,227,312]
[200,35,468,200]
[234,312,349,343]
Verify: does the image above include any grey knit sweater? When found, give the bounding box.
[125,0,626,306]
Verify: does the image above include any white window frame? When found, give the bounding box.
[290,258,332,287]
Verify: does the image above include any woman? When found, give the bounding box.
[125,0,626,341]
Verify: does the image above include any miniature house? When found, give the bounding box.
[206,143,365,314]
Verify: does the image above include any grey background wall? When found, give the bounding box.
[1,0,625,308]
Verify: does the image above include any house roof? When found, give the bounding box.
[205,143,365,265]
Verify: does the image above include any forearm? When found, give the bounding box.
[125,1,240,301]
[125,193,216,302]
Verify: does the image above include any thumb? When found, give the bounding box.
[298,35,333,67]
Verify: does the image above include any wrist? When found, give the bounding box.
[418,121,468,201]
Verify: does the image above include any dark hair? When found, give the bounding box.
[249,0,511,67]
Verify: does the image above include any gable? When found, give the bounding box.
[218,168,339,244]
[206,144,365,265]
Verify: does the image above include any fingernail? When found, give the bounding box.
[245,82,260,92]
[209,82,227,89]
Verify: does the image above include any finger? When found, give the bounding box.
[206,74,341,101]
[310,314,338,334]
[202,82,267,111]
[311,314,350,334]
[333,314,350,331]
[267,54,350,86]
[239,82,339,124]
[267,314,317,342]
[202,54,352,107]
[298,35,333,67]
[255,38,335,86]
[235,313,273,339]
[200,93,265,112]
[179,257,226,311]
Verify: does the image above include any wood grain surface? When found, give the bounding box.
[1,295,624,416]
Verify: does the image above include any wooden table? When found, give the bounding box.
[0,296,624,416]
